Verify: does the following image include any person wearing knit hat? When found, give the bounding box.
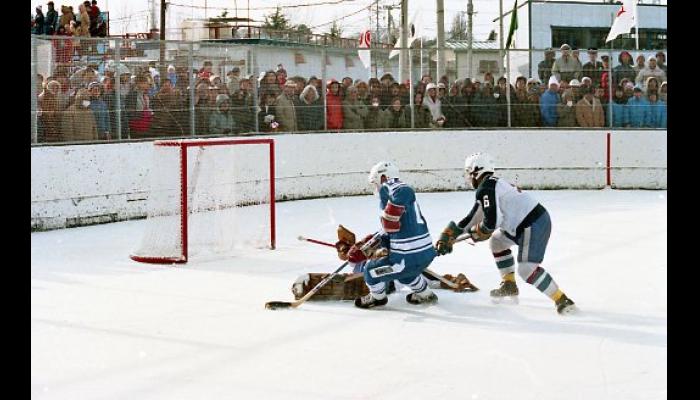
[209,93,236,135]
[626,84,651,128]
[540,75,561,126]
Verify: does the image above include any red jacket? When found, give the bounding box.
[326,91,344,130]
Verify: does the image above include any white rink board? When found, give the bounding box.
[31,130,666,230]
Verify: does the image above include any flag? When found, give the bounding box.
[606,0,637,43]
[389,11,420,59]
[505,0,518,49]
[358,30,372,69]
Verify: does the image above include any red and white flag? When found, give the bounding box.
[358,30,372,69]
[606,0,637,43]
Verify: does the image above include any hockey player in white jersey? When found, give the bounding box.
[349,161,439,309]
[435,152,576,314]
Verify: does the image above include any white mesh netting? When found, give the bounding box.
[131,140,273,263]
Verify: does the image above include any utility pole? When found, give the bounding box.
[375,1,380,78]
[159,0,166,79]
[467,0,474,78]
[150,0,157,31]
[499,0,505,78]
[399,0,408,82]
[436,0,446,79]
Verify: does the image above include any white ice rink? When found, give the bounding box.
[31,190,667,400]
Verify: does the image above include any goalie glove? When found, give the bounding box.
[468,223,492,242]
[334,225,357,261]
[347,234,376,263]
[435,221,464,256]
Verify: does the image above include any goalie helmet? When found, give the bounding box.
[464,152,495,182]
[368,161,400,186]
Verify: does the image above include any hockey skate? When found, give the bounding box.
[354,293,388,309]
[490,280,519,304]
[555,294,577,315]
[406,290,438,305]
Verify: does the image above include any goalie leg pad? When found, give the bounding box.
[291,273,369,301]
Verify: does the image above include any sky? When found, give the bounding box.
[31,0,666,41]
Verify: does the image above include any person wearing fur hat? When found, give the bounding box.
[208,93,236,135]
[613,51,637,87]
[540,76,561,127]
[61,89,97,141]
[274,80,298,132]
[297,84,324,132]
[422,82,445,127]
[635,57,666,90]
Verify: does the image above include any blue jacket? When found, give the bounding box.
[611,100,628,128]
[626,96,651,128]
[648,100,667,128]
[540,90,560,127]
[90,98,110,138]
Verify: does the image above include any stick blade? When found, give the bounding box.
[265,301,293,310]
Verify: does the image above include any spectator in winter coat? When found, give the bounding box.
[198,61,214,80]
[61,89,97,141]
[611,86,628,128]
[551,44,581,82]
[645,76,660,97]
[582,48,604,87]
[38,80,63,142]
[75,4,90,37]
[636,58,666,90]
[659,81,667,103]
[412,92,432,128]
[275,81,298,132]
[208,94,236,135]
[59,6,74,32]
[423,83,445,127]
[647,92,666,128]
[472,83,500,128]
[257,91,278,133]
[383,98,410,129]
[626,86,651,128]
[540,76,561,127]
[326,80,344,130]
[151,78,186,136]
[364,95,387,130]
[33,6,45,35]
[613,51,637,87]
[229,77,254,133]
[342,86,368,130]
[557,89,577,128]
[655,52,667,74]
[634,54,646,74]
[45,2,58,35]
[88,82,110,139]
[297,85,324,132]
[575,87,605,128]
[513,88,541,128]
[226,67,241,94]
[356,81,370,105]
[538,48,556,83]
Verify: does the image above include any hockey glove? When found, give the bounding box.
[435,221,463,256]
[347,244,368,263]
[469,224,492,242]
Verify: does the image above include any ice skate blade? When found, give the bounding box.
[490,295,519,305]
[558,304,579,315]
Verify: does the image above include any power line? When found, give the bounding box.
[167,0,362,12]
[309,0,380,30]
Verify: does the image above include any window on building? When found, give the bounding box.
[551,27,667,50]
[479,60,498,74]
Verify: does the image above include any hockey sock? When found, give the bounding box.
[520,263,561,299]
[493,250,515,277]
[367,281,387,299]
[405,274,430,293]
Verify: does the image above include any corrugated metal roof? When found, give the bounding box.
[443,40,500,51]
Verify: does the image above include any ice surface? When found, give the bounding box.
[31,190,667,400]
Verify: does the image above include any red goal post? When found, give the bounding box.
[130,137,276,264]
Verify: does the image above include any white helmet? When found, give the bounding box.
[464,152,495,181]
[368,161,400,185]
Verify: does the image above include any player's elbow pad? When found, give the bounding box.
[381,201,405,233]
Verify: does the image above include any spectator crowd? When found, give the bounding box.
[32,1,107,37]
[34,43,667,143]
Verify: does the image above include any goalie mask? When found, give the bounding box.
[368,161,400,193]
[464,152,495,188]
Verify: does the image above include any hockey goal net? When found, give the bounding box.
[131,138,275,264]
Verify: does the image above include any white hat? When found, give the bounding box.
[569,79,581,87]
[548,75,559,87]
[426,83,437,90]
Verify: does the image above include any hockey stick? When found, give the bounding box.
[265,261,349,310]
[297,235,478,292]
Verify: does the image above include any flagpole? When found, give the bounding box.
[420,36,423,78]
[634,1,639,50]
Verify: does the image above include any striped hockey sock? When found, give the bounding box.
[405,274,429,294]
[493,249,515,277]
[521,263,562,301]
[367,281,387,299]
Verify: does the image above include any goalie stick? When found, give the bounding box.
[266,233,383,310]
[296,234,478,292]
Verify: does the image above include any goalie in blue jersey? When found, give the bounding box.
[348,161,439,309]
